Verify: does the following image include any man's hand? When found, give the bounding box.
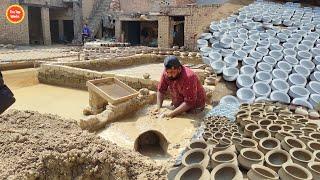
[151,107,160,115]
[159,111,173,119]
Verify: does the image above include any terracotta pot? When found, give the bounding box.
[247,164,280,180]
[301,127,316,136]
[310,132,320,141]
[238,148,264,170]
[240,119,256,129]
[297,118,309,124]
[307,162,320,180]
[211,143,233,154]
[298,135,316,146]
[307,141,320,153]
[202,131,213,141]
[219,127,229,133]
[314,150,320,162]
[223,132,233,139]
[267,124,284,137]
[182,148,210,168]
[258,137,281,155]
[236,113,250,124]
[289,148,314,167]
[211,151,238,168]
[306,122,318,129]
[235,138,258,153]
[265,149,292,172]
[278,162,312,180]
[244,123,261,138]
[281,124,294,132]
[289,130,305,137]
[219,137,232,146]
[283,117,296,125]
[266,114,278,121]
[281,136,306,152]
[258,119,273,129]
[293,114,306,120]
[274,120,287,125]
[214,132,224,140]
[252,129,271,142]
[187,140,209,152]
[211,127,219,134]
[232,132,242,138]
[210,163,243,180]
[275,131,296,142]
[174,164,210,180]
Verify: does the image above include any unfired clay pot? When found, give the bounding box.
[247,164,280,180]
[265,149,292,172]
[187,140,209,153]
[210,151,238,168]
[299,135,316,146]
[182,148,210,168]
[275,131,296,142]
[307,162,320,180]
[310,132,320,141]
[210,163,243,180]
[244,123,261,138]
[281,136,306,152]
[235,138,258,153]
[258,119,273,129]
[258,137,281,155]
[252,129,272,142]
[238,148,264,170]
[267,124,284,137]
[174,164,210,180]
[307,141,320,153]
[314,150,320,162]
[278,162,312,180]
[289,148,315,167]
[211,143,233,155]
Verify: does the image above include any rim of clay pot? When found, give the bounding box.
[232,132,242,138]
[239,138,258,148]
[289,148,314,165]
[211,151,237,164]
[275,131,296,140]
[307,162,320,176]
[219,137,232,146]
[245,123,261,136]
[240,148,264,161]
[259,137,281,151]
[279,162,312,180]
[266,115,278,121]
[306,122,318,129]
[267,124,283,133]
[253,128,272,141]
[310,132,320,140]
[274,120,287,125]
[283,136,306,150]
[213,132,224,140]
[182,148,209,167]
[210,163,242,180]
[223,132,233,139]
[207,138,219,146]
[313,150,320,162]
[307,141,320,152]
[248,164,280,180]
[289,130,304,136]
[281,125,294,131]
[174,163,210,180]
[258,119,273,127]
[265,149,291,170]
[188,140,208,151]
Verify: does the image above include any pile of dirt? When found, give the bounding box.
[0,110,166,180]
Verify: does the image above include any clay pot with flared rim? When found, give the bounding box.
[258,119,273,129]
[236,113,250,124]
[211,127,219,134]
[174,164,210,180]
[314,150,320,162]
[202,131,213,141]
[211,143,233,154]
[281,136,306,152]
[231,136,242,145]
[278,162,312,180]
[289,148,315,167]
[274,120,287,125]
[293,114,306,119]
[187,140,209,153]
[301,127,316,136]
[223,132,232,139]
[219,127,229,133]
[182,148,210,168]
[252,129,272,142]
[258,137,281,155]
[282,125,294,132]
[299,135,316,145]
[244,123,261,138]
[219,137,232,146]
[213,132,223,140]
[206,138,219,146]
[210,163,243,180]
[211,151,238,168]
[297,118,309,124]
[232,132,242,138]
[275,131,296,142]
[310,132,320,141]
[235,138,258,153]
[240,119,255,129]
[307,162,320,180]
[306,122,318,129]
[266,115,278,121]
[238,148,264,170]
[265,149,292,172]
[289,129,305,136]
[283,117,296,125]
[307,141,320,153]
[247,164,280,180]
[267,124,284,137]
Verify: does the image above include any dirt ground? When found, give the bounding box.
[0,110,166,180]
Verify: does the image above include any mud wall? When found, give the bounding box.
[38,54,204,91]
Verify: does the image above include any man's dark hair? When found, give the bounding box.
[164,56,182,69]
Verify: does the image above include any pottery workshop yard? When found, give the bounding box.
[1,0,320,180]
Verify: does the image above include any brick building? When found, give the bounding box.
[0,0,222,50]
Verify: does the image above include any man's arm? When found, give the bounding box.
[156,72,168,110]
[157,91,165,109]
[166,102,191,118]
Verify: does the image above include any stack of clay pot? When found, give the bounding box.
[204,67,219,86]
[175,101,320,180]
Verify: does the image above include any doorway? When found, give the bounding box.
[63,20,74,42]
[172,16,185,47]
[50,20,59,43]
[28,7,43,45]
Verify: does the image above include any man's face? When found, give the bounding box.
[166,67,181,81]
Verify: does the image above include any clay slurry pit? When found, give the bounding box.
[134,130,169,157]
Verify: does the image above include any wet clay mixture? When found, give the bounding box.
[0,110,166,180]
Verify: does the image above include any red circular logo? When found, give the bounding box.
[6,5,25,24]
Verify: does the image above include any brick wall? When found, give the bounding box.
[41,7,52,45]
[158,16,171,48]
[0,0,29,44]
